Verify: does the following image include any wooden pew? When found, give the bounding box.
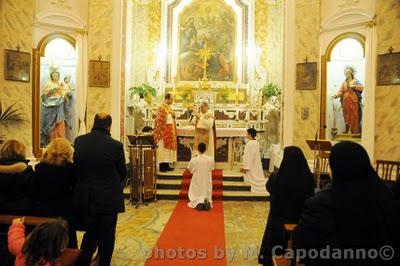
[0,215,80,266]
[283,223,297,249]
[0,215,50,226]
[273,256,304,266]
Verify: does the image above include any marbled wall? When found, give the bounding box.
[293,0,321,158]
[256,0,268,70]
[266,0,284,87]
[375,0,400,161]
[0,0,34,153]
[86,0,113,130]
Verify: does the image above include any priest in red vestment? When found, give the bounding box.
[153,93,177,172]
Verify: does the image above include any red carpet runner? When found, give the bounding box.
[145,170,227,266]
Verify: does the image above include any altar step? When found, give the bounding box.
[154,169,269,201]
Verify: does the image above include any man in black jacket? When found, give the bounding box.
[73,113,126,266]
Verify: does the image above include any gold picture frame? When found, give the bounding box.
[377,52,400,86]
[89,60,110,87]
[296,62,317,90]
[4,49,31,82]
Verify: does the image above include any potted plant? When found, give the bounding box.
[0,101,26,144]
[260,83,281,106]
[129,84,157,105]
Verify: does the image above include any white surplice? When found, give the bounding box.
[193,111,215,159]
[187,154,214,208]
[241,139,267,193]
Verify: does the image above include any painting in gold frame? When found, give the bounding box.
[4,49,31,82]
[377,52,400,86]
[296,62,317,90]
[89,60,110,87]
[178,0,236,82]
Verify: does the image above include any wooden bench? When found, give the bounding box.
[273,256,304,266]
[376,160,400,181]
[283,223,297,249]
[0,215,80,266]
[0,215,51,226]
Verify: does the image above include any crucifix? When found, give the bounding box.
[196,44,214,81]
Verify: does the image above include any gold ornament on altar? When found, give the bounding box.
[195,44,214,81]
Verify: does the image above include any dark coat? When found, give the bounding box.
[34,162,76,217]
[73,128,126,214]
[259,172,314,266]
[294,183,400,266]
[0,160,36,215]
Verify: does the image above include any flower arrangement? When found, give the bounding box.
[179,85,194,103]
[217,87,230,103]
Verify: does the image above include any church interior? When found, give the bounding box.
[1,0,400,265]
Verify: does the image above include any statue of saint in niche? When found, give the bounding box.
[333,66,364,134]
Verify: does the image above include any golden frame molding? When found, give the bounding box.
[32,32,76,158]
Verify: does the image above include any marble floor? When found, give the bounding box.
[78,200,269,266]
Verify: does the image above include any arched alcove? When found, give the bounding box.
[321,32,366,140]
[32,32,77,157]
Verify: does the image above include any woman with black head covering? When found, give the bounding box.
[293,141,400,266]
[258,146,315,266]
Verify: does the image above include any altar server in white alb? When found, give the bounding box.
[187,142,214,209]
[241,128,267,193]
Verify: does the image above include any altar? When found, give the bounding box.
[176,127,251,170]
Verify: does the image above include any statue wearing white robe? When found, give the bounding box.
[187,154,214,208]
[193,110,215,159]
[242,139,267,193]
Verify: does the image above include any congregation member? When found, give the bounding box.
[293,141,400,266]
[259,146,315,266]
[8,217,69,266]
[193,101,215,159]
[0,140,35,216]
[240,128,267,193]
[73,113,126,266]
[34,138,77,248]
[187,142,214,210]
[153,93,177,172]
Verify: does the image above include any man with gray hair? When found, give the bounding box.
[193,100,215,159]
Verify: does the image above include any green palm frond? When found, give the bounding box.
[0,101,26,124]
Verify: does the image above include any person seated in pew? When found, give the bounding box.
[34,138,77,248]
[240,128,267,193]
[259,146,315,266]
[0,140,36,216]
[293,141,400,266]
[187,142,214,211]
[8,217,69,266]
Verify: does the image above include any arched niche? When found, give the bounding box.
[32,32,77,157]
[320,32,366,140]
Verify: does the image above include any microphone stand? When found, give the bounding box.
[313,128,319,188]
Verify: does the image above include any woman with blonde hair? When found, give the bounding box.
[35,137,77,248]
[0,139,35,215]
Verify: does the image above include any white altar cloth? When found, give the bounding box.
[177,127,247,138]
